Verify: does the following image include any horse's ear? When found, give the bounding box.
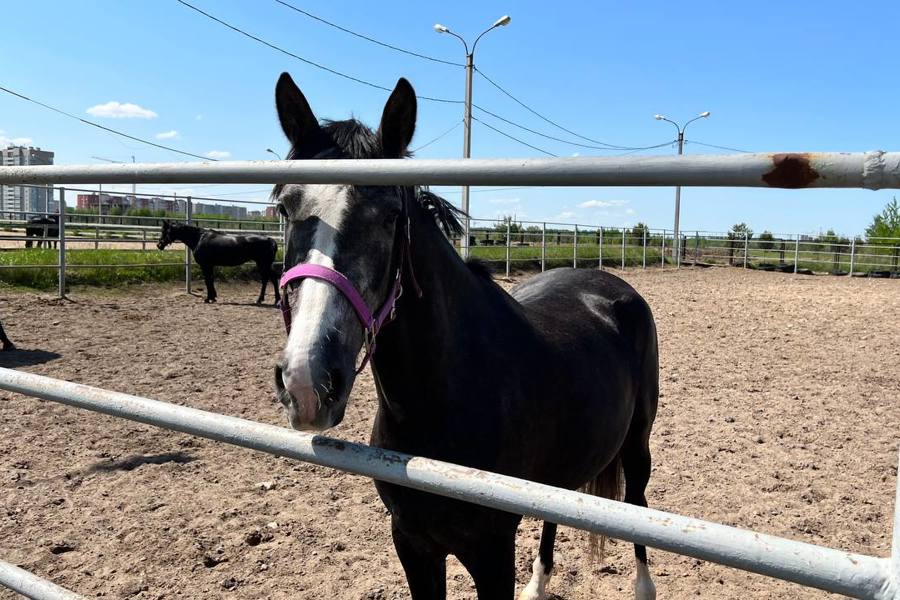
[378,78,417,158]
[276,72,320,149]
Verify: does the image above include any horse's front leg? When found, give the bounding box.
[457,530,517,600]
[255,264,267,305]
[392,520,447,600]
[201,264,217,303]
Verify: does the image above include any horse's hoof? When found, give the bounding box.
[274,300,282,308]
[204,298,211,304]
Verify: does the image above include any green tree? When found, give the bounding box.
[866,197,900,240]
[758,230,775,250]
[866,197,900,271]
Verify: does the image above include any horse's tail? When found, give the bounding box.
[580,453,623,563]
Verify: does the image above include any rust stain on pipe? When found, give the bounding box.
[762,153,820,188]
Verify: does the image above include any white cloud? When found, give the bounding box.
[206,150,231,159]
[488,197,521,204]
[625,208,636,215]
[571,152,581,157]
[578,199,629,209]
[195,114,204,121]
[554,211,577,220]
[155,130,179,140]
[0,132,33,147]
[86,101,158,119]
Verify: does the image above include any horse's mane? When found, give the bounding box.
[272,118,465,241]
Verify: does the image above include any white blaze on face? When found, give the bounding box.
[281,184,350,427]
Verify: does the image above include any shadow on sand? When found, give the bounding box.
[0,348,62,368]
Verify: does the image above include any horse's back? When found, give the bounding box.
[512,267,656,358]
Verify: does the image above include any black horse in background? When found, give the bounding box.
[156,221,280,305]
[24,215,59,248]
[0,319,14,351]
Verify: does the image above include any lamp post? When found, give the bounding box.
[654,111,710,266]
[434,15,511,259]
[91,155,137,222]
[266,148,282,160]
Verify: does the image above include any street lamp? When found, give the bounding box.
[653,111,710,266]
[434,14,511,258]
[266,148,282,160]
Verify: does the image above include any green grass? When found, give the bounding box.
[0,248,284,291]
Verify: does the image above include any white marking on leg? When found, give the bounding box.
[519,556,552,600]
[633,558,656,600]
[281,185,351,429]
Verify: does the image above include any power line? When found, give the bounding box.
[175,0,462,105]
[411,120,463,153]
[475,67,652,149]
[272,0,463,67]
[473,104,675,152]
[0,84,215,162]
[685,139,752,153]
[471,116,558,157]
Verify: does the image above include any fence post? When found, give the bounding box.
[573,225,578,268]
[599,227,604,271]
[661,231,666,269]
[185,196,193,294]
[695,231,700,265]
[58,188,66,299]
[621,228,626,270]
[743,232,749,268]
[505,219,511,278]
[642,228,647,269]
[794,235,800,274]
[142,229,147,251]
[94,221,99,250]
[541,222,546,272]
[848,238,856,277]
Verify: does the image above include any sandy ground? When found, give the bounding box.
[1,267,898,599]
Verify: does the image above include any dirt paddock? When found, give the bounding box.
[1,267,898,599]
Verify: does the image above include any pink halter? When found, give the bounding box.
[279,215,420,374]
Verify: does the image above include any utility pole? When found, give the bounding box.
[654,112,710,265]
[434,15,511,259]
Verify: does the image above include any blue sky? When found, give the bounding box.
[2,1,898,235]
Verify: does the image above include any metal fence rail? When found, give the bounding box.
[1,152,899,188]
[0,559,85,600]
[0,367,897,599]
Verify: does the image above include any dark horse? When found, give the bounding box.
[272,73,659,600]
[24,215,59,248]
[0,319,14,351]
[156,221,280,305]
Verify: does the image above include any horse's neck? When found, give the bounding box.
[177,227,201,250]
[372,213,511,414]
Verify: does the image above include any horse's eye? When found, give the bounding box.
[383,209,401,228]
[278,203,289,218]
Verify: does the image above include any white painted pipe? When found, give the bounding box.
[0,367,895,599]
[0,560,85,600]
[0,152,898,189]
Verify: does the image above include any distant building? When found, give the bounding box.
[1,146,55,216]
[265,206,278,218]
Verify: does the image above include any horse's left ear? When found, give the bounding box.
[378,78,417,158]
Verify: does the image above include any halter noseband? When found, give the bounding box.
[278,206,421,374]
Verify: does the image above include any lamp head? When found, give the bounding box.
[699,111,711,118]
[434,23,449,33]
[493,15,511,27]
[654,114,665,120]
